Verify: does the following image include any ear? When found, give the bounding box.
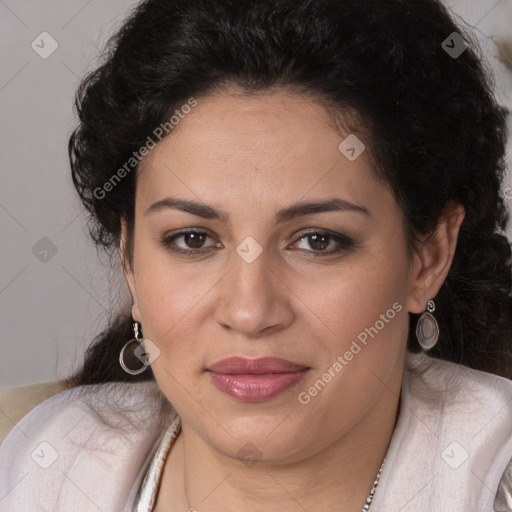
[406,201,465,314]
[120,217,141,322]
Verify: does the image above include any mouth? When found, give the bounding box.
[206,357,311,402]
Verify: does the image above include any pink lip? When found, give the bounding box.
[207,357,310,402]
[208,356,308,374]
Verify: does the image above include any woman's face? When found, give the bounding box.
[122,88,421,463]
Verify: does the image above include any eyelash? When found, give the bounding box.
[160,228,355,257]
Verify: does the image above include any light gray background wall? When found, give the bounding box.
[1,0,511,389]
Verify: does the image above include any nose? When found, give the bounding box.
[213,244,294,338]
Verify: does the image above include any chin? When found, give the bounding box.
[204,413,317,465]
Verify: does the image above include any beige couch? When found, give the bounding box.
[0,381,69,445]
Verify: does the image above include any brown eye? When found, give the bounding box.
[181,232,208,249]
[305,233,330,251]
[161,230,218,254]
[291,231,355,256]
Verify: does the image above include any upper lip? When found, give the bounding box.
[207,356,309,374]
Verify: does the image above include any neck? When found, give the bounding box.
[155,376,402,512]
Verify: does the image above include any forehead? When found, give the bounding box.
[141,88,345,163]
[134,88,389,220]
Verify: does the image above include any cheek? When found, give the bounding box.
[130,246,212,377]
[302,246,410,409]
[311,245,410,345]
[135,258,210,411]
[133,235,210,326]
[290,274,409,449]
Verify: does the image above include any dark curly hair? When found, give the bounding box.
[66,0,512,386]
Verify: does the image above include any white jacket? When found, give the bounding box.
[0,352,511,511]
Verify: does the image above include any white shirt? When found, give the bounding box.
[0,352,511,511]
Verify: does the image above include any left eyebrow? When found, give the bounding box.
[144,197,369,222]
[274,198,369,223]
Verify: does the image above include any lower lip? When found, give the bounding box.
[207,369,310,402]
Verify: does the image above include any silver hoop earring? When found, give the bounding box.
[119,321,150,375]
[416,299,439,351]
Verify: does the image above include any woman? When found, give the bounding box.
[0,0,511,510]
